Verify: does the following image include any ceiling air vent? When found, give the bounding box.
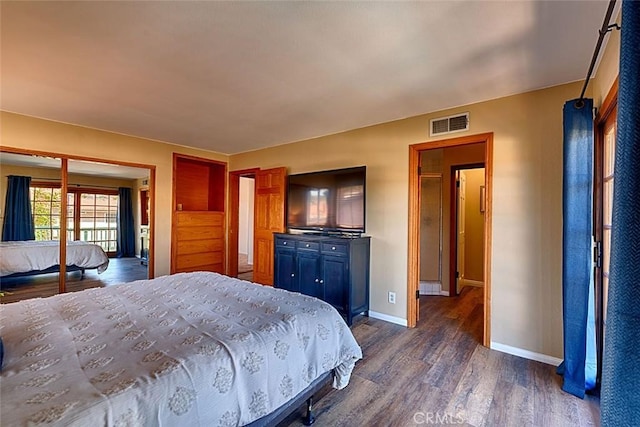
[430,112,469,136]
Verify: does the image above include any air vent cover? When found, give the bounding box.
[430,112,469,136]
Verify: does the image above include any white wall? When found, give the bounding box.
[238,177,255,264]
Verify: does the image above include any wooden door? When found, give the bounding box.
[253,167,286,285]
[456,170,467,294]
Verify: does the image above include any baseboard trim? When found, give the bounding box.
[460,278,484,288]
[490,341,562,366]
[368,311,408,327]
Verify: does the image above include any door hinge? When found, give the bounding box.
[595,240,603,269]
[418,166,422,175]
[416,290,420,300]
[456,180,460,188]
[456,271,460,278]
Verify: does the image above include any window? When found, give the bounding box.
[601,111,616,337]
[595,81,617,386]
[30,183,119,254]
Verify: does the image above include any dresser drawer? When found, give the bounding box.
[322,242,348,255]
[276,238,297,249]
[297,240,320,251]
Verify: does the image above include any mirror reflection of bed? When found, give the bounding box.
[0,152,152,304]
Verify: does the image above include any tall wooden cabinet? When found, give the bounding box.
[274,233,370,325]
[171,154,226,274]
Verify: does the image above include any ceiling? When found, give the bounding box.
[1,1,613,155]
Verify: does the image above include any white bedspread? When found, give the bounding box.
[0,272,362,426]
[0,240,109,276]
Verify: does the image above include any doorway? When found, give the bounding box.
[237,176,255,281]
[228,169,258,278]
[452,166,485,296]
[228,167,286,285]
[408,133,493,346]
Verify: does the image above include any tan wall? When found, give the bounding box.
[231,81,585,358]
[463,168,485,282]
[593,11,621,108]
[0,111,228,276]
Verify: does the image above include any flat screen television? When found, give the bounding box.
[287,166,366,234]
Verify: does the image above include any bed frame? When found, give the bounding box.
[247,371,332,426]
[1,264,88,280]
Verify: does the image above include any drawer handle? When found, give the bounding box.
[315,278,319,283]
[331,246,336,250]
[291,273,295,277]
[305,244,310,248]
[320,280,324,284]
[283,241,287,245]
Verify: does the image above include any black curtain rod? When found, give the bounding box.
[576,0,620,107]
[31,177,125,190]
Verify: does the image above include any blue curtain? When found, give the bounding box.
[558,98,597,398]
[116,187,135,258]
[1,175,35,241]
[602,1,640,425]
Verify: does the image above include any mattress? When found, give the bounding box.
[0,272,362,426]
[0,240,110,276]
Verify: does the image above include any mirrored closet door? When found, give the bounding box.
[65,159,152,292]
[0,151,62,303]
[1,149,155,304]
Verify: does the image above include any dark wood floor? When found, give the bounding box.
[238,252,254,281]
[0,257,148,304]
[280,286,600,427]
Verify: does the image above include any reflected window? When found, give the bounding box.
[30,185,62,241]
[336,185,364,229]
[30,183,118,254]
[306,188,329,226]
[79,193,119,253]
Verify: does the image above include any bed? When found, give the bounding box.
[0,240,110,278]
[0,271,363,426]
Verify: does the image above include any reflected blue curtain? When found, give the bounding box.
[116,187,135,258]
[558,98,597,398]
[1,175,35,241]
[602,1,640,424]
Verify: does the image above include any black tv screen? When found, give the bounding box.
[287,166,366,233]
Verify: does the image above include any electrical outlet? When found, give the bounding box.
[388,291,396,304]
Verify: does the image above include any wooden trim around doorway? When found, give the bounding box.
[228,168,259,277]
[408,132,493,347]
